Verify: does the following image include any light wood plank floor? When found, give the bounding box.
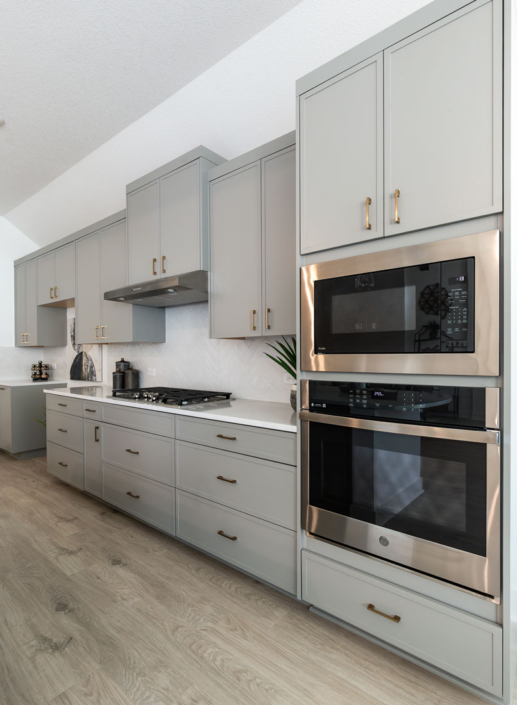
[0,451,511,705]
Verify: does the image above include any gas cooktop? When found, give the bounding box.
[112,386,232,406]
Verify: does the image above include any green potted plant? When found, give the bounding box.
[265,337,297,411]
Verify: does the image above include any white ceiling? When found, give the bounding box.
[0,0,302,216]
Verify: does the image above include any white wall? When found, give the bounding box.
[6,0,431,246]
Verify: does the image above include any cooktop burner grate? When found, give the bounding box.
[112,386,232,406]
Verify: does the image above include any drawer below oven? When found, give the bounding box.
[302,550,502,697]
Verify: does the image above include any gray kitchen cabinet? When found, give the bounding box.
[84,419,102,497]
[15,262,66,348]
[300,53,383,254]
[37,252,55,305]
[384,0,502,236]
[126,147,225,286]
[127,180,160,285]
[75,217,165,345]
[209,133,296,338]
[37,243,76,305]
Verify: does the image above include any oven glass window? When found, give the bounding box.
[309,423,486,556]
[313,257,474,354]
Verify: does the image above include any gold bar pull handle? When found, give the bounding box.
[217,530,237,541]
[54,286,58,298]
[50,287,54,300]
[217,475,237,484]
[126,491,140,499]
[367,603,401,623]
[394,189,400,224]
[58,462,68,467]
[266,307,271,330]
[94,326,100,340]
[161,255,166,274]
[126,449,139,455]
[366,197,372,230]
[216,434,236,441]
[152,258,157,276]
[101,325,107,339]
[251,309,256,331]
[94,426,100,443]
[25,333,29,344]
[58,428,67,433]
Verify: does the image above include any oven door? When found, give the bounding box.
[300,411,500,599]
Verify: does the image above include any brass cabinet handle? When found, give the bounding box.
[94,425,100,443]
[94,326,100,340]
[58,428,67,433]
[266,308,271,330]
[367,603,401,623]
[152,258,157,276]
[126,491,140,499]
[101,325,107,339]
[85,408,97,413]
[217,530,237,541]
[217,475,237,484]
[216,434,236,441]
[161,255,166,274]
[58,462,68,467]
[58,403,67,407]
[126,448,139,455]
[50,287,54,300]
[251,309,256,331]
[54,286,58,298]
[394,189,400,224]
[366,197,372,230]
[25,333,29,344]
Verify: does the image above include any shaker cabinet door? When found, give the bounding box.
[300,53,383,254]
[127,180,160,285]
[384,0,502,236]
[160,161,201,276]
[25,259,38,346]
[14,265,26,347]
[210,163,262,338]
[54,243,76,302]
[100,219,133,343]
[37,252,56,305]
[262,147,296,336]
[76,233,101,344]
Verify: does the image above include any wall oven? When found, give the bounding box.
[301,230,500,376]
[300,380,501,599]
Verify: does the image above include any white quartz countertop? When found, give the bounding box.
[0,379,66,388]
[44,386,297,433]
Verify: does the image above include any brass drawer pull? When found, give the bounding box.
[216,434,236,441]
[58,428,67,433]
[85,408,97,413]
[266,307,271,330]
[126,491,140,499]
[57,403,67,407]
[95,326,100,340]
[25,333,30,343]
[161,255,166,274]
[101,326,107,339]
[251,309,256,331]
[217,475,237,484]
[152,258,157,276]
[50,287,54,300]
[394,189,400,224]
[366,196,372,230]
[126,448,139,455]
[217,530,237,541]
[367,603,401,623]
[94,426,100,443]
[58,462,68,467]
[54,286,58,298]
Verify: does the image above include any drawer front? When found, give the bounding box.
[47,395,83,417]
[176,417,296,465]
[176,491,296,594]
[82,402,102,420]
[103,463,175,534]
[102,423,174,485]
[47,442,84,490]
[302,551,502,696]
[176,441,295,529]
[102,403,174,438]
[47,410,84,452]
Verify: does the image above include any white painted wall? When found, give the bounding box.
[6,0,431,246]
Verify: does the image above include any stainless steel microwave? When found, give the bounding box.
[301,230,500,376]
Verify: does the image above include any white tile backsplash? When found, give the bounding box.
[0,345,68,381]
[106,303,294,403]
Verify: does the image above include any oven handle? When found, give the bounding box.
[298,410,499,445]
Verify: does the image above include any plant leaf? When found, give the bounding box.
[264,354,296,380]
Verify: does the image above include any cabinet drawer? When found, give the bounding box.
[176,441,295,529]
[176,417,296,465]
[102,424,174,486]
[102,403,174,438]
[47,442,84,490]
[47,410,84,452]
[176,491,296,594]
[82,402,102,420]
[47,395,83,417]
[103,463,175,534]
[302,551,502,696]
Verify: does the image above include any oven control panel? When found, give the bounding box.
[307,381,487,429]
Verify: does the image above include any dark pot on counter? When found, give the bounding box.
[124,368,140,390]
[115,358,131,372]
[112,371,125,390]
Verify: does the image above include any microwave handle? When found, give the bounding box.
[298,410,499,445]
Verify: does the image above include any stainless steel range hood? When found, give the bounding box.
[104,270,208,308]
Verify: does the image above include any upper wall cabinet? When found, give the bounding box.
[209,134,296,339]
[37,243,76,306]
[300,53,383,254]
[298,0,502,254]
[76,217,165,345]
[126,147,226,285]
[384,0,502,236]
[15,261,66,348]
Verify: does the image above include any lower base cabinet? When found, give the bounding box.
[302,550,502,697]
[47,441,84,490]
[84,419,102,497]
[177,490,297,594]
